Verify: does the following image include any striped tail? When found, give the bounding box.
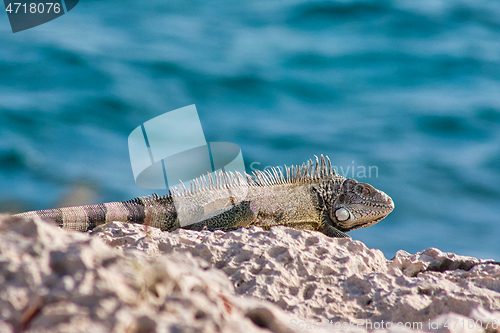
[13,195,179,232]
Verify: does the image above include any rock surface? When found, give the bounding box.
[1,215,500,332]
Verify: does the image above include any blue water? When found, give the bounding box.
[1,0,499,260]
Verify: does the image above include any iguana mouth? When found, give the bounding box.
[370,216,386,224]
[340,215,388,232]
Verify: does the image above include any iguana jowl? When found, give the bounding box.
[14,155,394,238]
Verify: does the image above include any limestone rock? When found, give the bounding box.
[0,216,327,333]
[1,216,499,333]
[94,221,500,329]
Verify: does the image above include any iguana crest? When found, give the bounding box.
[169,154,335,197]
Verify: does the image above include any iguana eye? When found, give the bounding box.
[356,185,370,195]
[335,208,350,222]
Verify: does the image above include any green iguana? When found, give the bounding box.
[13,155,394,238]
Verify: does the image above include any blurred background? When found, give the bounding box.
[1,0,499,260]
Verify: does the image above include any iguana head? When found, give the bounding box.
[329,178,394,232]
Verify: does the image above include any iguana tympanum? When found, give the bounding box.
[13,155,394,238]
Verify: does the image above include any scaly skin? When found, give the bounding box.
[13,155,394,238]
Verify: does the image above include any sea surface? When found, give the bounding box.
[1,0,499,260]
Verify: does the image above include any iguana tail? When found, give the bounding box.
[13,194,179,232]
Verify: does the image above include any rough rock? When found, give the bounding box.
[1,216,500,333]
[93,222,500,330]
[0,215,332,333]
